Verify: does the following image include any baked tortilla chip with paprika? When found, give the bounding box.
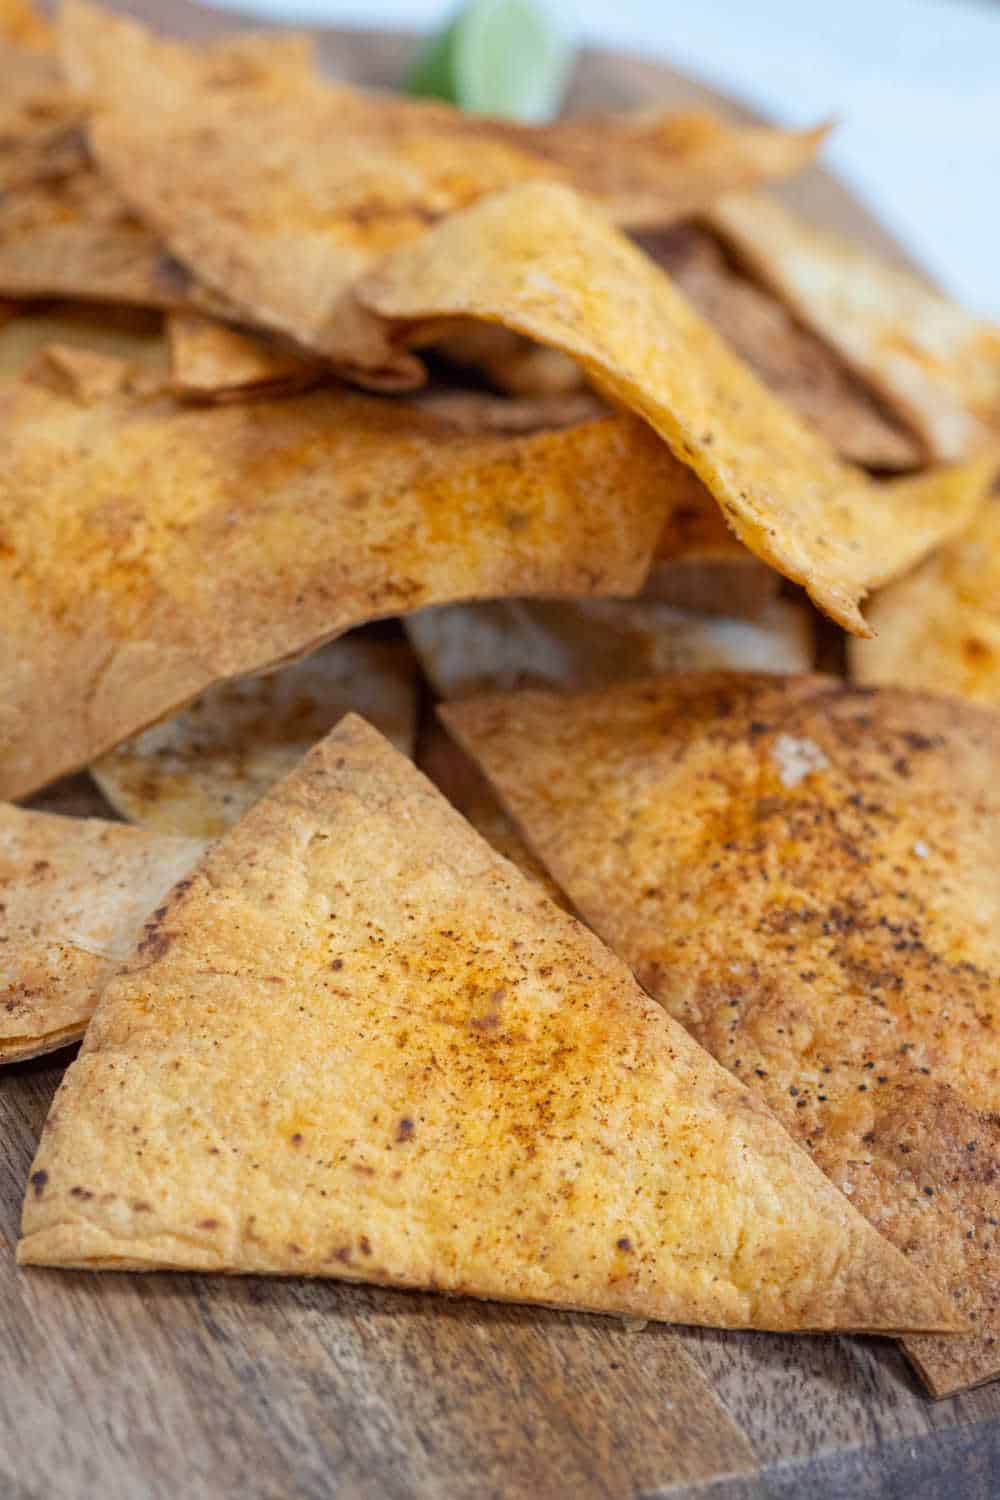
[640,223,920,470]
[443,675,1000,1394]
[92,635,419,837]
[0,382,675,801]
[362,182,995,634]
[407,598,813,700]
[851,499,1000,706]
[18,714,954,1341]
[706,191,1000,462]
[0,804,203,1064]
[61,1,821,373]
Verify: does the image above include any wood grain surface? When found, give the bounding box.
[3,6,999,1497]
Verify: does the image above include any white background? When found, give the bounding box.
[210,0,1000,319]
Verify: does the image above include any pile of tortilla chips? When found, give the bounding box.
[4,0,1000,1399]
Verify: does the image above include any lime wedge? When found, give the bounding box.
[406,0,573,123]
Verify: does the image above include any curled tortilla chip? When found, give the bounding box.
[166,313,325,402]
[706,191,1000,463]
[93,636,419,837]
[640,223,920,470]
[0,804,203,1064]
[851,498,1000,706]
[443,675,1000,1394]
[61,1,820,374]
[0,382,677,801]
[362,181,997,634]
[416,720,569,909]
[19,714,955,1341]
[408,598,813,700]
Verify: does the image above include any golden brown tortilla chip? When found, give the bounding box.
[62,1,821,373]
[0,382,676,801]
[408,598,813,700]
[166,313,324,402]
[0,804,203,1063]
[18,713,954,1340]
[92,636,419,837]
[362,182,996,634]
[851,498,1000,705]
[416,720,568,909]
[706,191,1000,462]
[443,675,1000,1393]
[640,223,921,470]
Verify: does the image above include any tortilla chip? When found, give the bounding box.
[92,636,419,837]
[61,2,821,373]
[443,675,1000,1393]
[362,182,996,634]
[0,301,166,383]
[851,498,1000,706]
[19,714,954,1340]
[0,804,203,1064]
[408,598,813,699]
[706,191,1000,462]
[0,382,676,801]
[640,223,920,470]
[416,720,569,909]
[167,313,324,401]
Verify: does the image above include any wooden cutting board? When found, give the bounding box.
[3,6,999,1497]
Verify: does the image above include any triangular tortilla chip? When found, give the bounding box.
[361,182,996,634]
[442,675,1000,1394]
[640,223,920,470]
[92,635,419,837]
[166,313,324,402]
[18,713,954,1339]
[407,598,813,699]
[0,381,676,801]
[851,498,1000,705]
[706,191,1000,462]
[61,1,821,373]
[0,804,203,1064]
[416,720,569,909]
